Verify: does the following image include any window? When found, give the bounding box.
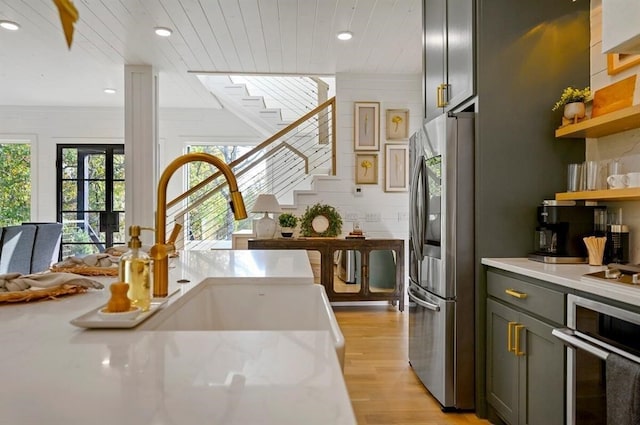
[57,145,125,257]
[0,142,31,226]
[183,145,256,244]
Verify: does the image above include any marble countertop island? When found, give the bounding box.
[0,250,356,425]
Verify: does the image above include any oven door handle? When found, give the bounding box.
[553,326,640,367]
[552,328,609,360]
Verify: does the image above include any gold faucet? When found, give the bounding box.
[151,152,247,297]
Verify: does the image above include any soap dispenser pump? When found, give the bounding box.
[119,225,151,311]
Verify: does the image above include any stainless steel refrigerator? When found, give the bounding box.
[408,112,475,410]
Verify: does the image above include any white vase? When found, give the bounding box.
[563,102,586,121]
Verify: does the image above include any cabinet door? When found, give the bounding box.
[423,0,446,121]
[445,0,474,111]
[518,313,565,425]
[423,0,474,121]
[486,299,519,425]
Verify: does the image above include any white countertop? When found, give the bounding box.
[482,257,640,307]
[0,250,356,425]
[170,249,315,285]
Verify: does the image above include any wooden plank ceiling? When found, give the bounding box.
[0,0,422,108]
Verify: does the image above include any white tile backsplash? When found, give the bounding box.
[588,0,640,262]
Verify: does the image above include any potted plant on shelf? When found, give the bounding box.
[278,213,298,238]
[552,86,591,125]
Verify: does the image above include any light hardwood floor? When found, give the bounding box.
[334,305,490,425]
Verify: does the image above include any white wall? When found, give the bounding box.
[587,0,640,262]
[0,106,262,224]
[283,73,421,243]
[0,72,420,245]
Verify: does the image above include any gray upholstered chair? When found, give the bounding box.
[0,224,37,274]
[27,222,63,273]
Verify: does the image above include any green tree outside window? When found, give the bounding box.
[0,143,31,226]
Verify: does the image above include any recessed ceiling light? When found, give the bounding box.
[103,88,116,94]
[154,27,173,37]
[337,31,353,41]
[0,20,20,31]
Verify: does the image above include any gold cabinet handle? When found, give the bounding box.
[436,83,449,107]
[514,324,525,356]
[505,288,528,299]
[507,321,517,352]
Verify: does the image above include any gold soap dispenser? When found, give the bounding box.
[119,225,151,311]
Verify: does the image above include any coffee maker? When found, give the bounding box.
[529,201,606,263]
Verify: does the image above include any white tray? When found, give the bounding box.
[71,298,169,329]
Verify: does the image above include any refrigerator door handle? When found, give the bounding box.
[408,287,441,312]
[420,159,429,254]
[410,157,425,259]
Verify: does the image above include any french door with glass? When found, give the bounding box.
[56,145,125,257]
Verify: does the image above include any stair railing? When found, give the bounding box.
[164,97,336,249]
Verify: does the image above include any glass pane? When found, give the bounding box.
[113,212,127,243]
[61,181,78,211]
[112,181,125,211]
[88,181,106,210]
[61,218,100,257]
[87,211,105,242]
[61,212,104,242]
[425,155,442,245]
[307,249,322,285]
[369,250,396,293]
[61,148,77,179]
[86,154,105,179]
[62,213,89,242]
[113,154,125,180]
[333,250,361,293]
[0,143,31,226]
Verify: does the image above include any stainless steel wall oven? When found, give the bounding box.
[553,294,640,424]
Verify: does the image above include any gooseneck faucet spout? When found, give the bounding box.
[151,152,247,297]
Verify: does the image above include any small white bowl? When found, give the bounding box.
[97,306,141,321]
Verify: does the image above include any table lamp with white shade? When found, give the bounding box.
[251,194,282,239]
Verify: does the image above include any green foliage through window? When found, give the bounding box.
[0,143,31,226]
[186,145,252,240]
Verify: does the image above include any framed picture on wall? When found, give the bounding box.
[384,144,409,192]
[355,153,378,184]
[386,109,409,140]
[354,102,380,150]
[607,53,640,75]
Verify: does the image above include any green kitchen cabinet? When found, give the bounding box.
[468,0,590,417]
[486,271,565,425]
[423,0,474,121]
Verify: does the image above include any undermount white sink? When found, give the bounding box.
[140,281,345,368]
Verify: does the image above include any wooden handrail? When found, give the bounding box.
[167,96,335,209]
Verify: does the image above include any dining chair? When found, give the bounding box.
[0,224,37,274]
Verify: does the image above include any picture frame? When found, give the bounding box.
[355,153,378,184]
[384,144,409,192]
[386,109,409,140]
[354,102,380,150]
[607,53,640,75]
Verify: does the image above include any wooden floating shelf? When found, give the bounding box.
[556,188,640,201]
[555,104,640,138]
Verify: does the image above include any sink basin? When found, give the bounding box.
[140,282,345,368]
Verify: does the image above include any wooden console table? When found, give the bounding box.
[248,238,404,311]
